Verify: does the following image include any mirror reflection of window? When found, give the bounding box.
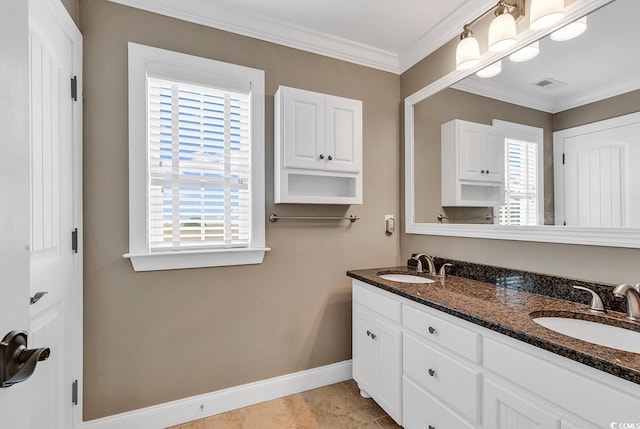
[499,138,539,226]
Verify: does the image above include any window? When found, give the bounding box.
[499,139,539,225]
[125,43,268,271]
[493,120,544,226]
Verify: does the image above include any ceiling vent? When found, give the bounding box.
[532,77,568,90]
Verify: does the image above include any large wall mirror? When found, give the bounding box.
[405,0,640,248]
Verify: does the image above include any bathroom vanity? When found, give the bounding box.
[348,265,640,429]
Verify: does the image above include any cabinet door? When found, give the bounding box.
[283,87,325,170]
[324,96,362,173]
[373,316,402,424]
[485,379,561,429]
[484,128,506,182]
[458,120,505,183]
[352,305,374,397]
[458,121,486,181]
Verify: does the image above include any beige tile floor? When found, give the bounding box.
[168,380,402,429]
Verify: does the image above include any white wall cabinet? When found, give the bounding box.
[352,282,402,425]
[441,119,505,206]
[351,279,640,429]
[274,86,362,204]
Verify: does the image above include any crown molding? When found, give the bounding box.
[107,0,401,73]
[398,0,497,73]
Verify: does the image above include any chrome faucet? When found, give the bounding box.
[411,254,436,275]
[613,283,640,321]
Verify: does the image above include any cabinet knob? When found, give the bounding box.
[327,155,333,161]
[486,169,490,174]
[371,333,377,340]
[481,169,485,174]
[428,326,436,334]
[429,426,435,429]
[319,154,325,160]
[366,330,371,337]
[428,369,436,377]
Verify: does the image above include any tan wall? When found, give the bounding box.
[400,13,640,287]
[413,88,554,224]
[80,0,400,420]
[553,89,640,131]
[61,0,79,26]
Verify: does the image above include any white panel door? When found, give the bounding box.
[352,306,374,397]
[0,1,32,427]
[556,112,640,227]
[372,316,402,424]
[485,379,561,429]
[28,0,80,427]
[283,87,325,170]
[324,97,362,173]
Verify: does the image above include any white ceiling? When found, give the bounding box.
[107,0,497,73]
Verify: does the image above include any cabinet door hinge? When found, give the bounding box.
[71,76,78,101]
[72,379,78,405]
[72,228,78,253]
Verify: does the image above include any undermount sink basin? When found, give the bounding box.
[378,273,435,284]
[532,316,640,354]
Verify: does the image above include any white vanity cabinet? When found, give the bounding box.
[441,119,505,206]
[352,281,402,424]
[402,301,482,429]
[350,278,640,429]
[274,86,362,204]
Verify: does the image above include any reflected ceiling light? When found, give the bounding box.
[509,41,540,62]
[476,60,502,78]
[488,3,518,52]
[550,16,588,41]
[530,0,565,30]
[456,25,481,70]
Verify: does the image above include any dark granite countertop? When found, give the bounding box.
[347,266,640,385]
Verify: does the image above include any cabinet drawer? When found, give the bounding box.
[403,304,481,362]
[403,376,475,429]
[484,337,640,428]
[352,280,401,323]
[403,333,481,423]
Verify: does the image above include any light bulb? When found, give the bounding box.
[530,0,565,30]
[550,16,587,41]
[509,41,540,62]
[456,28,480,70]
[476,61,502,78]
[488,7,517,52]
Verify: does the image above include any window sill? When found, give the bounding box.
[123,247,271,272]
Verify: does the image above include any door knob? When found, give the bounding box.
[0,331,50,388]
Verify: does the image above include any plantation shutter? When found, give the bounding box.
[147,77,251,251]
[499,139,538,226]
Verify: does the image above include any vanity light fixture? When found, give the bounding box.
[509,41,540,62]
[550,16,588,41]
[455,0,523,70]
[488,2,518,52]
[530,0,565,30]
[476,60,503,78]
[456,25,481,70]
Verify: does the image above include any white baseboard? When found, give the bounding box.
[82,360,353,429]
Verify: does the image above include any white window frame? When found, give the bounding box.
[124,43,268,271]
[492,120,544,226]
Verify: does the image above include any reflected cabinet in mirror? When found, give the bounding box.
[405,0,640,248]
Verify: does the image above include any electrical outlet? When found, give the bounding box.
[384,215,395,234]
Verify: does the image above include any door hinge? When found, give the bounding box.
[71,76,78,101]
[71,228,78,253]
[562,153,565,165]
[72,379,78,405]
